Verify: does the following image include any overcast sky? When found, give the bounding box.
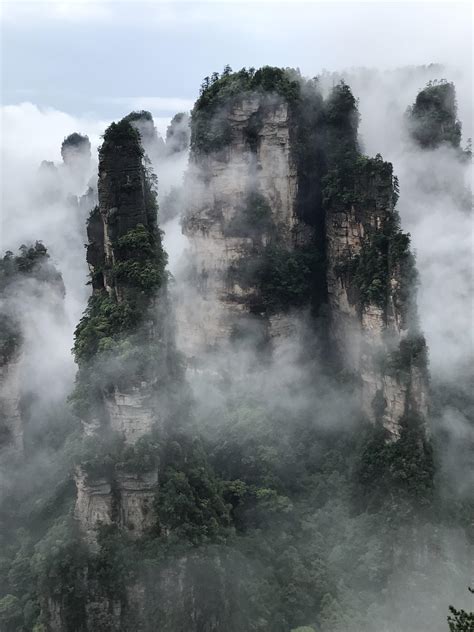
[1,1,472,121]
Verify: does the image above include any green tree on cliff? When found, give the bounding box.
[448,589,474,632]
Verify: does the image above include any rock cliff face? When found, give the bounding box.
[83,119,165,439]
[68,110,231,620]
[75,467,157,542]
[325,163,429,439]
[177,94,301,358]
[60,133,96,206]
[178,69,429,439]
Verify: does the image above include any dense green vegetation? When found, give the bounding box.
[0,389,467,632]
[322,153,398,212]
[318,85,416,333]
[335,214,415,315]
[322,80,359,165]
[448,589,474,631]
[74,120,167,368]
[0,242,62,285]
[70,127,175,429]
[100,118,144,153]
[191,65,301,153]
[186,385,466,632]
[122,110,154,126]
[357,413,434,516]
[232,240,324,314]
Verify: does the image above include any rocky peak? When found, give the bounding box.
[89,118,164,302]
[123,110,166,162]
[165,111,190,154]
[61,132,92,167]
[178,66,429,439]
[176,69,307,359]
[73,115,176,540]
[406,80,462,150]
[324,155,428,439]
[61,132,93,193]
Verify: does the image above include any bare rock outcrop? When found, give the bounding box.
[75,467,158,542]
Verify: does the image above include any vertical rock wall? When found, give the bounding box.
[177,95,300,359]
[325,166,429,438]
[74,119,164,538]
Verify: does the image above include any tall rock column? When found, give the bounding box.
[177,69,315,360]
[323,84,429,438]
[72,117,173,540]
